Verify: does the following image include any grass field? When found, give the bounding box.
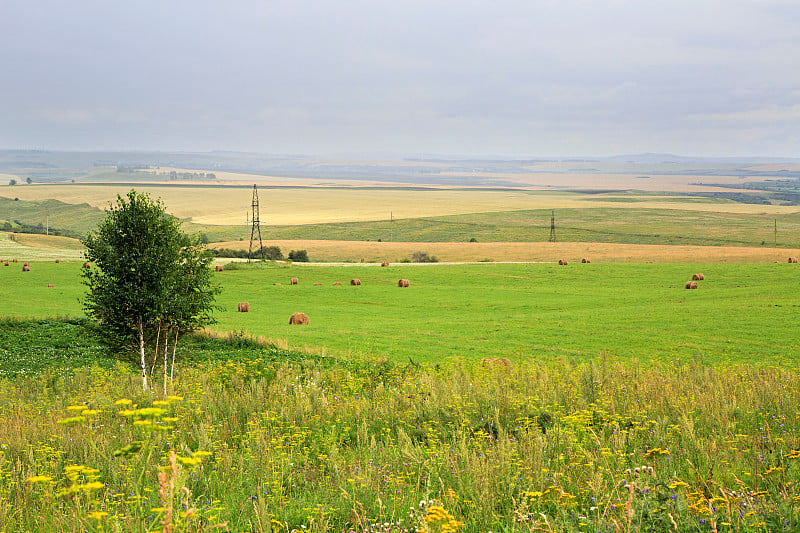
[3,184,799,228]
[6,187,800,249]
[1,320,800,531]
[212,239,800,263]
[2,260,797,365]
[0,233,84,261]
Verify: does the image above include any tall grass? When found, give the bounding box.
[2,353,799,531]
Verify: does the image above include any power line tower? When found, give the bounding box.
[247,184,264,262]
[549,210,556,242]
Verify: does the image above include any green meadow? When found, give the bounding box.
[1,260,796,365]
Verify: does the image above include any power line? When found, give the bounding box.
[248,184,264,262]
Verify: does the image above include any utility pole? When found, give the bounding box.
[549,210,556,243]
[248,184,264,262]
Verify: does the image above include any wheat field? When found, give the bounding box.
[3,184,799,227]
[212,239,800,263]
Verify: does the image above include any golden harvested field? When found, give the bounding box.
[4,184,799,227]
[13,233,85,250]
[213,239,800,263]
[159,163,792,192]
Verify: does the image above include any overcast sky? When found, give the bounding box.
[1,1,798,158]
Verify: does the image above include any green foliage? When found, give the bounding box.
[1,341,800,531]
[81,190,219,390]
[210,245,283,260]
[288,249,309,262]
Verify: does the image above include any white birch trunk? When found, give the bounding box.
[170,328,179,384]
[138,321,147,391]
[163,328,170,395]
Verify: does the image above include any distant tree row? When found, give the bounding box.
[166,171,216,180]
[209,246,310,262]
[210,245,284,260]
[1,220,80,238]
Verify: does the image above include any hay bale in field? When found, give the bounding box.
[381,261,389,267]
[685,281,698,289]
[558,259,568,265]
[237,302,249,312]
[398,278,410,287]
[333,282,342,286]
[789,257,798,263]
[289,312,309,325]
[47,284,54,287]
[313,283,322,286]
[22,265,30,272]
[581,258,591,263]
[214,265,224,272]
[692,273,705,281]
[82,262,91,268]
[23,262,29,267]
[481,357,511,370]
[12,258,18,263]
[290,277,298,285]
[3,262,8,267]
[54,259,60,264]
[350,279,361,286]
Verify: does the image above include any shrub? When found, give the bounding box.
[411,251,439,263]
[288,249,309,262]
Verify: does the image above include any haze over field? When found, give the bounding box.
[2,1,799,159]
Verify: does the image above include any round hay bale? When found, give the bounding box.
[333,282,342,286]
[22,265,30,272]
[789,257,798,263]
[398,278,410,287]
[691,273,705,281]
[23,262,29,267]
[82,262,91,269]
[12,258,18,263]
[237,302,249,312]
[289,312,309,325]
[290,277,298,285]
[581,258,591,263]
[381,261,389,267]
[313,283,322,286]
[54,259,60,264]
[215,265,224,272]
[558,259,568,265]
[3,262,8,267]
[685,281,698,289]
[47,283,54,287]
[350,279,361,286]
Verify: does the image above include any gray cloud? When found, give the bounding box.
[1,0,798,157]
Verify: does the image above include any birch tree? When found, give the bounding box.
[81,190,218,391]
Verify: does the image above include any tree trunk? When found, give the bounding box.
[151,322,162,378]
[138,321,147,391]
[163,327,170,395]
[170,328,179,384]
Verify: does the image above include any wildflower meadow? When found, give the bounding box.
[1,328,800,531]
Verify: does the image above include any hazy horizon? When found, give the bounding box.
[2,1,799,159]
